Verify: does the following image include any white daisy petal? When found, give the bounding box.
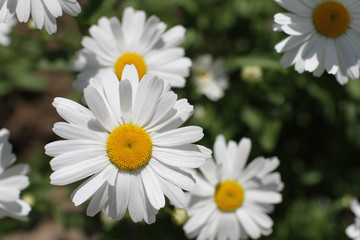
[214,134,227,165]
[0,128,31,220]
[58,0,80,16]
[152,145,205,168]
[195,210,221,240]
[128,174,146,223]
[0,200,31,221]
[114,172,131,218]
[0,0,81,34]
[218,213,241,240]
[86,184,108,217]
[346,198,360,240]
[145,91,177,130]
[133,75,164,127]
[45,139,104,157]
[157,177,185,208]
[52,122,107,142]
[236,209,261,239]
[53,97,96,126]
[184,199,217,233]
[141,165,165,209]
[71,165,111,206]
[84,84,118,132]
[351,199,360,217]
[199,157,218,185]
[0,17,15,46]
[245,190,282,204]
[149,159,195,191]
[151,126,203,147]
[119,79,133,124]
[50,157,109,185]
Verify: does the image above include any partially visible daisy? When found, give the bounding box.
[183,135,283,240]
[45,65,209,224]
[192,54,228,101]
[0,128,31,221]
[0,0,81,34]
[71,7,191,91]
[0,18,16,46]
[346,198,360,240]
[274,0,360,84]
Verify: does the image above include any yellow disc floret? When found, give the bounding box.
[214,180,244,212]
[106,124,152,171]
[114,53,147,81]
[313,1,350,38]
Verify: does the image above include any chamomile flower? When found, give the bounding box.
[0,18,15,46]
[45,65,209,224]
[192,54,229,101]
[274,0,360,84]
[0,0,81,34]
[71,7,191,91]
[0,128,31,221]
[184,135,283,240]
[346,198,360,240]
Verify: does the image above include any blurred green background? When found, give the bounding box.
[0,0,359,239]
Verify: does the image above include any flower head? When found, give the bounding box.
[0,0,81,34]
[192,54,228,101]
[183,135,283,240]
[71,7,191,91]
[0,128,31,221]
[45,65,209,224]
[346,198,360,240]
[274,0,360,84]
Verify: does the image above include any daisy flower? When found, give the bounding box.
[346,198,360,240]
[192,54,229,101]
[274,0,360,84]
[0,0,81,34]
[71,7,191,91]
[45,65,209,224]
[0,128,31,221]
[183,135,283,240]
[0,18,15,46]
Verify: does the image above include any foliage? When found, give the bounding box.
[0,0,359,239]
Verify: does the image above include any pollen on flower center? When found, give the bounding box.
[214,180,244,212]
[198,71,209,78]
[114,53,147,80]
[106,124,152,171]
[312,1,350,38]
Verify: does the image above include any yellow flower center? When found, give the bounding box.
[214,180,244,212]
[106,124,152,171]
[312,1,350,38]
[114,53,147,80]
[197,71,209,78]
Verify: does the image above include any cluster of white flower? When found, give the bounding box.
[1,1,360,240]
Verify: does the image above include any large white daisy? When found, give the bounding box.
[192,54,229,101]
[71,7,191,91]
[0,0,81,34]
[0,128,31,221]
[45,65,209,224]
[183,135,283,240]
[346,198,360,240]
[274,0,360,84]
